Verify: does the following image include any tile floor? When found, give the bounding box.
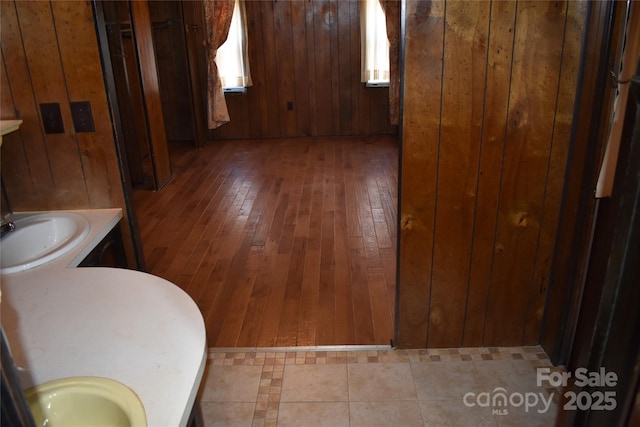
[197,346,564,426]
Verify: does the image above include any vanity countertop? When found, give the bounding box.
[0,209,207,427]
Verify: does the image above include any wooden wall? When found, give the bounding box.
[1,0,593,349]
[211,0,398,139]
[0,1,136,265]
[397,0,588,348]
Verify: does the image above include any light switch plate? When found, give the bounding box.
[70,101,95,133]
[40,103,64,134]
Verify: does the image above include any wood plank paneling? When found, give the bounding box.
[1,51,40,209]
[273,0,297,137]
[148,1,195,143]
[1,3,56,210]
[1,0,137,267]
[483,0,567,345]
[261,1,282,137]
[181,0,208,147]
[337,0,353,135]
[211,0,397,139]
[349,0,363,135]
[13,1,89,208]
[291,1,311,136]
[540,0,616,362]
[52,1,122,209]
[130,0,173,189]
[428,0,490,347]
[398,0,587,348]
[463,0,517,347]
[396,0,445,348]
[313,0,335,136]
[524,0,588,344]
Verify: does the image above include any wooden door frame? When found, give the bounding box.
[540,0,628,365]
[92,0,146,270]
[180,0,208,149]
[558,76,640,427]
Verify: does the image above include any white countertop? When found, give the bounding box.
[0,209,207,427]
[0,119,23,147]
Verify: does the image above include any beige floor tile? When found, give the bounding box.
[419,399,499,426]
[196,348,558,427]
[411,361,483,401]
[473,360,545,394]
[281,364,348,402]
[199,365,263,402]
[495,404,560,427]
[348,363,417,401]
[200,402,255,427]
[277,402,350,427]
[350,401,424,427]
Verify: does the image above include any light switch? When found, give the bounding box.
[70,101,95,133]
[40,103,64,134]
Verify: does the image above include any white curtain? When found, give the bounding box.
[361,0,390,83]
[216,0,252,89]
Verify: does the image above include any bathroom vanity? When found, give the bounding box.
[0,209,206,426]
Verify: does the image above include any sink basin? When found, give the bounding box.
[25,376,147,427]
[0,212,90,274]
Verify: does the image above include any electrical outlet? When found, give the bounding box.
[70,101,95,133]
[39,103,64,134]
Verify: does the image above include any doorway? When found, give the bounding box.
[96,0,206,191]
[96,0,400,347]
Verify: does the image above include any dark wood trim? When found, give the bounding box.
[129,0,173,189]
[559,76,640,427]
[540,0,627,365]
[92,0,146,271]
[180,1,207,149]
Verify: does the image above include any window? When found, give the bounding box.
[361,0,390,86]
[216,0,252,92]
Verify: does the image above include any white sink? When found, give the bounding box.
[0,212,90,274]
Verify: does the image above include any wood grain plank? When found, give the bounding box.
[130,0,172,188]
[396,0,445,348]
[337,0,353,135]
[291,1,311,136]
[304,1,319,136]
[245,1,267,138]
[463,0,517,346]
[259,1,281,137]
[483,0,567,345]
[276,237,307,346]
[134,136,398,347]
[348,0,363,134]
[524,0,587,344]
[234,246,271,346]
[273,0,297,137]
[328,0,341,135]
[0,50,38,208]
[209,0,394,139]
[317,210,337,344]
[334,142,356,344]
[350,247,376,344]
[428,0,490,347]
[313,0,335,135]
[51,1,124,209]
[368,87,391,135]
[14,0,89,208]
[148,1,194,143]
[368,267,394,344]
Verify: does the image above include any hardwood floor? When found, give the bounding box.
[133,135,398,347]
